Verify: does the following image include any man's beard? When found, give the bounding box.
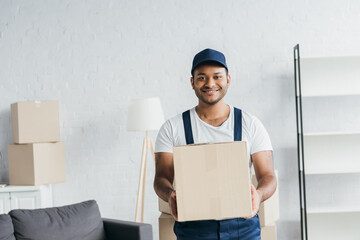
[194,87,227,105]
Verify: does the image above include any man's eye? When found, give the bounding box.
[197,77,205,80]
[214,76,222,79]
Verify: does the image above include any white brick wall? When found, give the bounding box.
[1,0,360,239]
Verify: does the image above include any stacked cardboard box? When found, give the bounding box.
[158,213,176,240]
[253,170,279,240]
[159,197,171,214]
[8,101,66,185]
[158,184,174,239]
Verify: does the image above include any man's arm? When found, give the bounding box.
[153,152,178,220]
[246,150,277,218]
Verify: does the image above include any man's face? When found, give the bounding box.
[191,64,230,105]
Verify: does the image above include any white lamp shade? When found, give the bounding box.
[127,97,165,131]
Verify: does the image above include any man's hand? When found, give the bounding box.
[244,184,261,219]
[168,190,178,221]
[154,152,178,220]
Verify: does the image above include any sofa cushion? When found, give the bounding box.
[0,214,16,240]
[9,200,107,240]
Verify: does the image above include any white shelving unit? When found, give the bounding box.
[307,205,360,214]
[307,212,360,240]
[300,56,360,97]
[294,45,360,240]
[303,133,360,174]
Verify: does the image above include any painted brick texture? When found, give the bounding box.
[1,0,360,239]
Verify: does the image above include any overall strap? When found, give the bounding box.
[234,107,242,141]
[182,107,242,144]
[182,110,194,145]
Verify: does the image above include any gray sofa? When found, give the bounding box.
[0,200,152,240]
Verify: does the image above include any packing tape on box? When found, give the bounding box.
[210,197,221,218]
[204,147,217,171]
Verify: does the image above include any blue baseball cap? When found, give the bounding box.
[191,48,228,75]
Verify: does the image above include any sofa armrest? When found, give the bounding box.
[102,218,153,240]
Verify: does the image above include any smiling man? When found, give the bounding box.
[154,48,277,240]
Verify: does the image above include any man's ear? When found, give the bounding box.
[227,74,231,87]
[191,77,194,89]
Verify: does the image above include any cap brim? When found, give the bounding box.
[191,59,228,74]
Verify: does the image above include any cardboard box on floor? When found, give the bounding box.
[252,170,279,226]
[159,213,176,240]
[173,141,252,222]
[261,224,277,240]
[8,142,66,185]
[159,197,171,214]
[11,101,60,144]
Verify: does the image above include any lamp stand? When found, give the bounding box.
[135,131,155,223]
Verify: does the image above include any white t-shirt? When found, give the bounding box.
[155,105,273,168]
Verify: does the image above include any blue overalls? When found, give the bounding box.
[173,107,261,240]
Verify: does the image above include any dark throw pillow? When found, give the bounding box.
[0,214,16,240]
[9,200,107,240]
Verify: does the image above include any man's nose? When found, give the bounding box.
[204,78,216,88]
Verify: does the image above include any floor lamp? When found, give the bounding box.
[127,97,164,223]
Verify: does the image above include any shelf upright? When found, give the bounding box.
[294,44,308,240]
